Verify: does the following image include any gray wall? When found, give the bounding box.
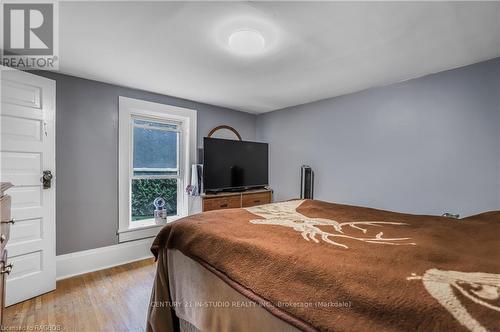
[34,72,257,255]
[257,58,500,217]
[34,57,500,254]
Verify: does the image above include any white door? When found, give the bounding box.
[0,68,56,305]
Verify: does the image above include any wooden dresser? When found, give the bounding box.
[202,188,273,212]
[0,183,14,326]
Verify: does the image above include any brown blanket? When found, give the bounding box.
[147,199,500,331]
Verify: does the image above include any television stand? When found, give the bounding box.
[205,186,267,195]
[201,188,273,212]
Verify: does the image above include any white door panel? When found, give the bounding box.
[1,152,42,185]
[1,116,43,142]
[1,103,45,120]
[7,251,42,281]
[1,68,56,306]
[1,79,42,110]
[9,185,42,204]
[8,218,42,245]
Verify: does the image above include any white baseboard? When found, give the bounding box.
[56,237,155,280]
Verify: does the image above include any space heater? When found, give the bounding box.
[300,165,314,199]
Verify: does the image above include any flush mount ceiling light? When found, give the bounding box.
[213,15,281,57]
[228,29,266,55]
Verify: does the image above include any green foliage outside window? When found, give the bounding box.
[131,178,177,221]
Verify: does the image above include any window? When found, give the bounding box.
[118,97,196,242]
[132,118,180,222]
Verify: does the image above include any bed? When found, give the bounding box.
[146,199,500,332]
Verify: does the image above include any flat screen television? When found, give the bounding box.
[203,137,268,192]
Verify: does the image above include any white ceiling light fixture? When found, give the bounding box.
[213,15,282,58]
[228,29,266,55]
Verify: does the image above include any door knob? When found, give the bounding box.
[42,170,53,189]
[0,263,13,275]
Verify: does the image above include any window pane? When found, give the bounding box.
[133,118,179,130]
[133,119,179,176]
[131,178,177,221]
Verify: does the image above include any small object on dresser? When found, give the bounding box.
[442,212,460,219]
[153,197,168,223]
[186,164,203,196]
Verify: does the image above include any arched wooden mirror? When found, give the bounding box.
[207,125,242,141]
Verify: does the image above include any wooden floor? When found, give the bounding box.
[4,258,156,332]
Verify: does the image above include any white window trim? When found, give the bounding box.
[118,96,197,243]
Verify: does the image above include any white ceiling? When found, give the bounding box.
[59,1,500,113]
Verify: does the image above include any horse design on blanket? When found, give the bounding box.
[246,200,415,249]
[407,269,500,332]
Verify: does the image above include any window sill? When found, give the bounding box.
[118,215,184,243]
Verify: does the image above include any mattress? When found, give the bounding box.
[168,249,299,332]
